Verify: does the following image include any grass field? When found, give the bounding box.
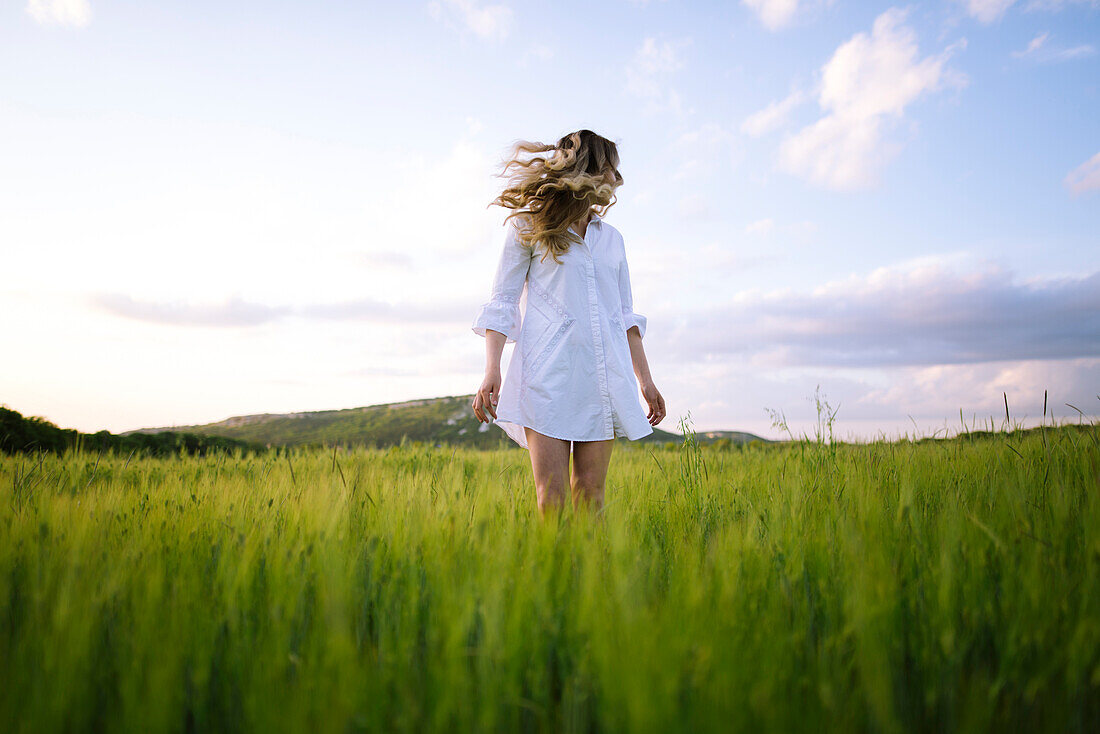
[2,421,1098,733]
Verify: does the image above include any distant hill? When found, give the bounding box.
[0,406,263,456]
[128,394,770,449]
[697,430,771,445]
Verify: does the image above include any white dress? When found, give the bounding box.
[471,211,654,449]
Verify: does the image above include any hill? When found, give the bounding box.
[0,406,263,456]
[128,394,770,449]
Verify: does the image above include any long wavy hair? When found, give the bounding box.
[488,129,623,265]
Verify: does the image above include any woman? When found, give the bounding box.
[470,129,666,515]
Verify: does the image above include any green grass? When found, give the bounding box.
[2,422,1098,733]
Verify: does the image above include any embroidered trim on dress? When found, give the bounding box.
[520,279,576,394]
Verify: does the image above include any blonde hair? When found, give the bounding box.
[488,129,623,264]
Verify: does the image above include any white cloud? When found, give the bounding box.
[958,0,1017,23]
[625,37,691,116]
[744,218,775,235]
[779,8,966,190]
[742,0,800,30]
[660,356,1099,440]
[92,295,289,328]
[669,122,738,180]
[91,292,471,328]
[633,37,686,75]
[353,251,414,270]
[676,194,713,218]
[1012,31,1050,57]
[957,0,1099,21]
[1054,44,1097,59]
[26,0,91,27]
[740,90,805,137]
[673,123,731,148]
[853,358,1100,426]
[1012,31,1095,61]
[519,43,554,65]
[742,218,817,238]
[426,0,512,41]
[1025,0,1100,10]
[968,0,1100,17]
[1065,152,1100,194]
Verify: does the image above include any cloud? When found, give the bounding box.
[740,90,805,137]
[742,0,800,30]
[92,295,289,327]
[1012,31,1095,61]
[426,0,512,41]
[464,116,484,136]
[625,37,692,116]
[1024,0,1100,10]
[26,0,91,26]
[519,43,554,65]
[659,355,1099,439]
[958,0,1017,23]
[299,299,462,322]
[744,218,776,235]
[354,251,415,269]
[676,194,713,218]
[673,123,733,149]
[742,217,817,238]
[1065,152,1100,194]
[1053,44,1097,59]
[960,0,1099,21]
[853,358,1100,424]
[678,258,1100,367]
[345,366,426,378]
[92,294,471,328]
[1012,31,1049,57]
[778,8,966,190]
[669,122,737,180]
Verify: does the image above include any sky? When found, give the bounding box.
[1,0,1098,441]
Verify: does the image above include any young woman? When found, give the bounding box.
[470,129,666,515]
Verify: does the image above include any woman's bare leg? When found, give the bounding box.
[570,438,614,511]
[524,427,571,516]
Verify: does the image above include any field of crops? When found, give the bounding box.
[2,423,1098,733]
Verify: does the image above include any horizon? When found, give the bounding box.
[2,0,1098,442]
[7,388,1090,447]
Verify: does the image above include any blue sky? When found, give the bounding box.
[1,0,1097,439]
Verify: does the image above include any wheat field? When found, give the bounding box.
[2,421,1098,733]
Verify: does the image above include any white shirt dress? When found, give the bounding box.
[471,211,655,449]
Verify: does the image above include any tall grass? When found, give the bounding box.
[1,421,1098,732]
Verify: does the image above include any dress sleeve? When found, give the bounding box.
[618,249,647,339]
[471,220,531,344]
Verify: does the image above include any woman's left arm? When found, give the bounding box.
[618,248,666,426]
[626,327,665,426]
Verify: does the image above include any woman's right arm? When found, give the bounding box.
[471,221,531,422]
[473,330,507,422]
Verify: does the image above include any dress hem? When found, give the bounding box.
[492,415,653,450]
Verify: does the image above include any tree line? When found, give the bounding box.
[0,407,266,457]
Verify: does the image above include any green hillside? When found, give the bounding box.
[0,406,263,457]
[127,395,766,449]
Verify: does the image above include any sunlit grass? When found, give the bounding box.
[2,420,1098,732]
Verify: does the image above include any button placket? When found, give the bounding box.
[580,238,614,438]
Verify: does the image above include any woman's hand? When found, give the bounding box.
[472,369,501,423]
[641,380,666,426]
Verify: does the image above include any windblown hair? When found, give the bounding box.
[488,129,623,264]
